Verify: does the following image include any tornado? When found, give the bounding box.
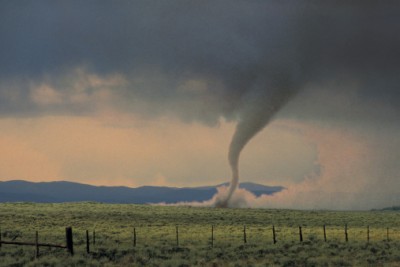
[216,76,299,208]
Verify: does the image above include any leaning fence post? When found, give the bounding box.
[299,226,303,242]
[176,225,179,247]
[66,227,74,256]
[367,226,370,242]
[86,230,90,254]
[272,225,276,244]
[133,227,136,247]
[345,224,348,242]
[35,231,39,258]
[323,225,327,242]
[243,225,247,244]
[211,225,214,248]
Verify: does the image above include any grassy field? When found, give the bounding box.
[1,202,400,266]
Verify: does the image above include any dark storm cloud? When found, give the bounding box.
[0,0,399,124]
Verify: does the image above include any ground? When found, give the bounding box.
[1,203,400,266]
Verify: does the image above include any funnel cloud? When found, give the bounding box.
[218,81,300,207]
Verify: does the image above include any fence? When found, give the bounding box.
[0,227,74,257]
[129,224,397,247]
[0,224,398,257]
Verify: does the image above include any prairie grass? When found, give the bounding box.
[1,202,400,266]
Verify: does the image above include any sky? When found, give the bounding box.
[0,1,399,209]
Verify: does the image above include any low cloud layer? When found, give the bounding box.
[1,1,399,122]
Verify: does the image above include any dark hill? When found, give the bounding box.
[0,180,284,204]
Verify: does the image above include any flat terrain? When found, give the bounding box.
[1,203,400,266]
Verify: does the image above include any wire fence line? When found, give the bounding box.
[134,225,398,244]
[1,224,398,257]
[0,227,73,257]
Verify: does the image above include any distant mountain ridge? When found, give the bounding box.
[0,180,284,204]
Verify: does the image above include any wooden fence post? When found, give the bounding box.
[345,224,348,242]
[0,227,2,248]
[367,226,370,242]
[243,225,247,244]
[299,226,303,242]
[86,230,90,254]
[176,225,179,247]
[272,225,276,244]
[323,225,327,242]
[93,230,96,246]
[66,227,74,256]
[35,231,39,258]
[211,225,214,248]
[133,227,136,247]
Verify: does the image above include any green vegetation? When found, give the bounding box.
[1,202,400,266]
